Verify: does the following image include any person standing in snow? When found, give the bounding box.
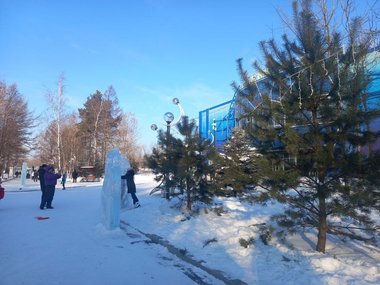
[43,165,61,209]
[72,169,78,183]
[61,171,67,190]
[121,168,140,208]
[38,164,47,209]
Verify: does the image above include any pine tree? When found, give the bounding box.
[234,0,380,253]
[146,116,217,210]
[0,81,35,172]
[193,133,217,199]
[145,129,182,199]
[214,128,257,197]
[175,117,198,210]
[176,116,217,210]
[77,90,122,174]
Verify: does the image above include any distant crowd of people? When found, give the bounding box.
[11,168,78,183]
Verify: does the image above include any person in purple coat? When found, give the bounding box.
[38,164,47,209]
[42,165,61,209]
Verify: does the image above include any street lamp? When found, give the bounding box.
[164,112,174,134]
[151,98,185,200]
[150,98,185,134]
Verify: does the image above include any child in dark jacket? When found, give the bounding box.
[61,172,67,190]
[42,165,61,209]
[121,168,140,208]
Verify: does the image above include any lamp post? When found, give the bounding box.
[164,112,174,134]
[151,98,185,200]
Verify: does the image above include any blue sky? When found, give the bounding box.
[1,0,293,149]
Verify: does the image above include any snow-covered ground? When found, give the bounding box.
[1,172,379,285]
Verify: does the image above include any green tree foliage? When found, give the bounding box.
[37,84,140,174]
[145,129,182,198]
[214,128,258,197]
[0,81,35,172]
[146,116,217,210]
[234,0,380,253]
[175,117,200,210]
[176,116,217,210]
[77,88,122,175]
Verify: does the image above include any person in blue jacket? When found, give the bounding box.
[42,165,61,209]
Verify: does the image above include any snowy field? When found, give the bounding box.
[1,172,379,285]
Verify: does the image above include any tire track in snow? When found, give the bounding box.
[120,220,248,285]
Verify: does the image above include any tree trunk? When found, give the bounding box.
[186,191,191,211]
[316,196,327,253]
[186,177,192,211]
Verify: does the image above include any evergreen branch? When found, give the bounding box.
[291,186,321,215]
[248,223,267,227]
[329,224,380,231]
[327,228,375,242]
[269,187,321,217]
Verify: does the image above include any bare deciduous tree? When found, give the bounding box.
[116,112,143,168]
[46,74,66,170]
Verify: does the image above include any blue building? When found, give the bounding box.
[198,100,235,149]
[199,48,380,152]
[362,48,380,155]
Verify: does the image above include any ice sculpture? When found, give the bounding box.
[119,155,131,211]
[21,162,27,187]
[101,148,130,230]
